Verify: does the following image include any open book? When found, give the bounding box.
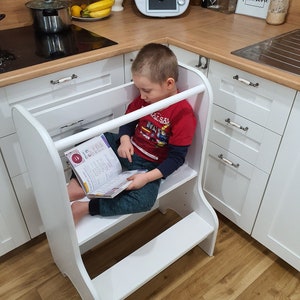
[65,134,147,199]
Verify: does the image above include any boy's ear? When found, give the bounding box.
[166,77,175,88]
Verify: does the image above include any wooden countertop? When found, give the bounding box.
[1,2,299,90]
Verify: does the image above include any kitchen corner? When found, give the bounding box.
[1,0,300,298]
[0,0,299,89]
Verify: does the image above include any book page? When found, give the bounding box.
[65,134,122,193]
[87,169,147,199]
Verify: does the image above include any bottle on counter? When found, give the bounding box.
[266,0,289,25]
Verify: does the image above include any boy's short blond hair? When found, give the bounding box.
[131,43,179,84]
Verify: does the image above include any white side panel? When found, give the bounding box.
[252,93,300,271]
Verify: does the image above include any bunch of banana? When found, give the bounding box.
[81,0,114,18]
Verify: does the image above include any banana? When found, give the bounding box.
[89,8,111,18]
[85,0,114,12]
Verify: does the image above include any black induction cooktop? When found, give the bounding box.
[0,24,118,74]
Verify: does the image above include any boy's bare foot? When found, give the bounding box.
[71,201,89,225]
[67,178,85,201]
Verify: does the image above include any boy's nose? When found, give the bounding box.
[140,92,147,100]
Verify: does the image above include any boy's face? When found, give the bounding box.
[132,75,176,104]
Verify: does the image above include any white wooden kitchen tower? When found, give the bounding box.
[12,64,218,300]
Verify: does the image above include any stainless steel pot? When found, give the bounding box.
[26,0,72,33]
[34,30,77,58]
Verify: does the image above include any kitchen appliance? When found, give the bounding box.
[25,0,72,33]
[231,29,300,75]
[134,0,190,17]
[0,24,117,74]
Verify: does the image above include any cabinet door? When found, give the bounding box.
[12,173,44,238]
[203,141,268,233]
[0,153,30,255]
[252,93,300,271]
[0,88,14,138]
[169,45,208,77]
[124,51,138,83]
[0,133,27,178]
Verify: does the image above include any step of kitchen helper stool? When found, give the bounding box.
[12,63,218,300]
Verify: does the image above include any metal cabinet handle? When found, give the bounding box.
[233,75,259,87]
[50,74,78,85]
[60,119,84,130]
[218,154,240,168]
[225,118,248,131]
[195,55,208,70]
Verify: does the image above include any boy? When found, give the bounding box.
[68,43,197,224]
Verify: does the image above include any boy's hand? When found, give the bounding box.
[118,135,134,162]
[126,168,163,190]
[126,172,150,190]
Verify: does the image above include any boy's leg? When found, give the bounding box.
[67,178,85,201]
[71,201,89,225]
[90,178,161,216]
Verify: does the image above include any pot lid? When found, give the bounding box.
[25,0,70,9]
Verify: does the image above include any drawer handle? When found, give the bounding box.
[195,56,208,70]
[233,75,259,87]
[225,118,248,131]
[50,74,78,85]
[218,154,240,168]
[60,119,84,129]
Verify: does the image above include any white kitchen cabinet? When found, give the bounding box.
[0,152,30,256]
[208,105,281,173]
[169,45,209,77]
[0,55,124,247]
[204,141,269,233]
[1,56,124,138]
[124,51,138,83]
[252,92,300,272]
[203,60,296,233]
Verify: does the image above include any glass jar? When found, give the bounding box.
[266,0,289,25]
[205,0,237,13]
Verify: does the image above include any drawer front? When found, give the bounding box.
[5,56,124,105]
[203,141,268,233]
[32,83,137,138]
[209,105,281,173]
[208,60,296,135]
[0,56,124,138]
